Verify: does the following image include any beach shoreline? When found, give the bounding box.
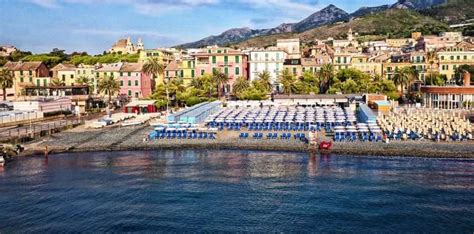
[18,126,474,158]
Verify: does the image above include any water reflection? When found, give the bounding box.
[0,150,473,232]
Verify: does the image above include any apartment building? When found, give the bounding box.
[248,48,287,87]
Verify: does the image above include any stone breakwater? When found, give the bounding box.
[20,125,474,158]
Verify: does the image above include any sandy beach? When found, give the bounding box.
[17,124,474,158]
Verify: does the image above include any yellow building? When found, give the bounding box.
[386,38,413,48]
[2,61,50,98]
[283,59,302,77]
[51,63,76,86]
[76,64,98,94]
[437,41,474,81]
[333,53,352,71]
[178,57,196,85]
[139,49,173,85]
[350,54,383,76]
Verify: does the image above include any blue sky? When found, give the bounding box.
[0,0,395,54]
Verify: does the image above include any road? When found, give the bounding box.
[0,119,82,140]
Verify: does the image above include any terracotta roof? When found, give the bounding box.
[165,60,178,71]
[3,61,43,71]
[96,63,123,72]
[119,63,143,72]
[51,63,76,71]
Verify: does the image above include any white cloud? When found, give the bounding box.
[28,0,59,8]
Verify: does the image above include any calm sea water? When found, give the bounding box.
[0,150,473,232]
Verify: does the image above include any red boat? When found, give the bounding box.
[319,141,333,150]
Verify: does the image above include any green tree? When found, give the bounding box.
[257,71,272,92]
[232,76,250,95]
[75,75,94,93]
[50,77,64,86]
[278,69,295,95]
[318,64,334,93]
[0,68,14,101]
[426,51,438,84]
[142,57,165,84]
[98,75,120,106]
[212,70,229,98]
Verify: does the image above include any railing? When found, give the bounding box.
[0,119,83,141]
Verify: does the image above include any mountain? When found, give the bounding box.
[350,5,390,18]
[392,0,448,9]
[292,4,349,32]
[234,9,448,48]
[176,4,351,48]
[175,0,456,48]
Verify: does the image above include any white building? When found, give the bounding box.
[277,39,300,59]
[248,48,287,88]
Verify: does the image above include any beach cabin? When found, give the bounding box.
[124,100,157,114]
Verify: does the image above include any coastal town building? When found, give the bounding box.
[248,48,287,87]
[421,72,473,109]
[138,49,173,63]
[108,37,144,54]
[332,28,359,48]
[193,47,248,93]
[437,41,474,81]
[2,61,50,98]
[51,63,76,86]
[96,62,153,98]
[118,63,153,98]
[76,64,98,94]
[164,60,179,83]
[277,39,301,59]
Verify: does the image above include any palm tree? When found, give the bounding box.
[257,71,272,92]
[318,64,334,93]
[232,76,250,95]
[0,68,14,101]
[98,75,120,107]
[426,51,437,84]
[75,75,94,93]
[278,69,295,95]
[142,57,165,84]
[50,77,64,86]
[212,70,229,98]
[393,66,418,97]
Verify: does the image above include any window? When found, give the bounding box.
[224,67,228,75]
[201,69,205,75]
[441,56,444,60]
[235,67,240,75]
[62,74,65,81]
[120,72,123,76]
[191,70,195,78]
[224,56,228,64]
[128,90,132,96]
[70,74,73,79]
[166,71,169,77]
[29,77,33,82]
[83,70,86,74]
[20,77,24,83]
[464,55,467,60]
[276,53,280,60]
[20,71,23,76]
[96,73,99,77]
[217,50,221,53]
[29,70,32,75]
[450,56,454,60]
[128,80,131,86]
[187,61,191,68]
[36,79,40,86]
[43,79,47,86]
[212,56,216,64]
[457,56,460,60]
[128,72,132,76]
[292,67,297,75]
[120,80,123,86]
[135,80,139,86]
[235,56,239,63]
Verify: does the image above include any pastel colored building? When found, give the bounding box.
[277,38,301,59]
[283,59,302,77]
[194,47,248,93]
[2,61,50,98]
[139,49,174,85]
[76,64,98,94]
[51,63,76,86]
[437,41,474,81]
[118,63,153,98]
[164,60,179,83]
[248,48,287,88]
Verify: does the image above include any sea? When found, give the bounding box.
[0,150,473,232]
